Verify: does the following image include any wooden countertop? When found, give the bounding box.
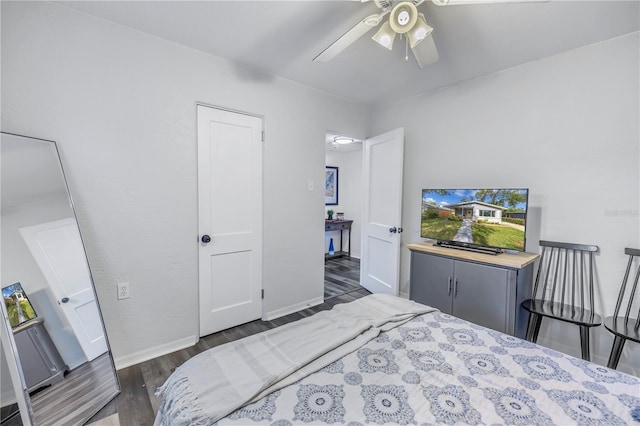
[407,242,539,269]
[12,317,44,333]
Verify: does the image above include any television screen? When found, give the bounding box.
[2,282,38,328]
[421,188,529,253]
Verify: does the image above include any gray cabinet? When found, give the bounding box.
[408,243,538,338]
[13,319,67,392]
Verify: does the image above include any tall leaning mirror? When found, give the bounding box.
[0,132,120,425]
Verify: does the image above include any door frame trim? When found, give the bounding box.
[196,102,264,120]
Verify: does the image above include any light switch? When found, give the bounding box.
[308,180,314,191]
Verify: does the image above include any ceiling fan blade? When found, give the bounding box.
[433,0,549,5]
[314,12,389,62]
[411,34,439,69]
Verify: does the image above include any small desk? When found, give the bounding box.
[325,220,353,260]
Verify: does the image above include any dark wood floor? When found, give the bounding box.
[1,353,119,426]
[31,353,119,426]
[324,256,361,299]
[91,257,365,425]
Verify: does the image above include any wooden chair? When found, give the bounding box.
[604,247,640,369]
[521,240,601,361]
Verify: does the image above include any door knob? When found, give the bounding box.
[398,227,404,233]
[201,235,211,243]
[61,297,69,304]
[389,227,397,233]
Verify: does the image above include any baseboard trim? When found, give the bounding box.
[263,296,325,321]
[113,335,197,370]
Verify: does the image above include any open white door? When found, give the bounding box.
[198,105,263,337]
[19,218,107,362]
[360,128,405,295]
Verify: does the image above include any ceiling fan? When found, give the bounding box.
[314,0,549,68]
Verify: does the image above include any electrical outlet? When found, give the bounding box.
[117,282,130,300]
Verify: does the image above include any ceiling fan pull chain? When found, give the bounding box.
[405,37,409,61]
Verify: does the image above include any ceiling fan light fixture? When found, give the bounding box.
[389,2,418,33]
[372,21,396,50]
[407,14,433,48]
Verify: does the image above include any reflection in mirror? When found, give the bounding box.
[1,132,120,425]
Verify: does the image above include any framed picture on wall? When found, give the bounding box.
[325,166,338,205]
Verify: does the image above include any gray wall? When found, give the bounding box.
[371,32,640,375]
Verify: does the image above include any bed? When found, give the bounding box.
[154,294,640,425]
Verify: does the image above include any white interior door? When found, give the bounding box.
[19,218,107,362]
[198,105,263,337]
[360,128,405,295]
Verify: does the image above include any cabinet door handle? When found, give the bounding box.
[448,277,452,295]
[454,279,459,297]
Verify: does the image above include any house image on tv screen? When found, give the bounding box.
[421,188,528,251]
[448,200,505,224]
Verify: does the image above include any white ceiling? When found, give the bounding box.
[56,1,639,106]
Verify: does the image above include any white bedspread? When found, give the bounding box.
[154,294,435,426]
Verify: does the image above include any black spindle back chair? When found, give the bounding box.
[521,240,601,361]
[604,247,640,369]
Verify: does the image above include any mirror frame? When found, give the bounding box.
[1,299,34,424]
[1,132,120,425]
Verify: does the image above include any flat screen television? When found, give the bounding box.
[2,282,38,328]
[421,188,529,254]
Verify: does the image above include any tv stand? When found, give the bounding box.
[434,240,503,255]
[408,242,539,338]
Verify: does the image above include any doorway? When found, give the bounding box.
[324,134,363,299]
[324,128,405,298]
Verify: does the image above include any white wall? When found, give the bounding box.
[325,148,363,258]
[371,33,640,375]
[1,1,368,368]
